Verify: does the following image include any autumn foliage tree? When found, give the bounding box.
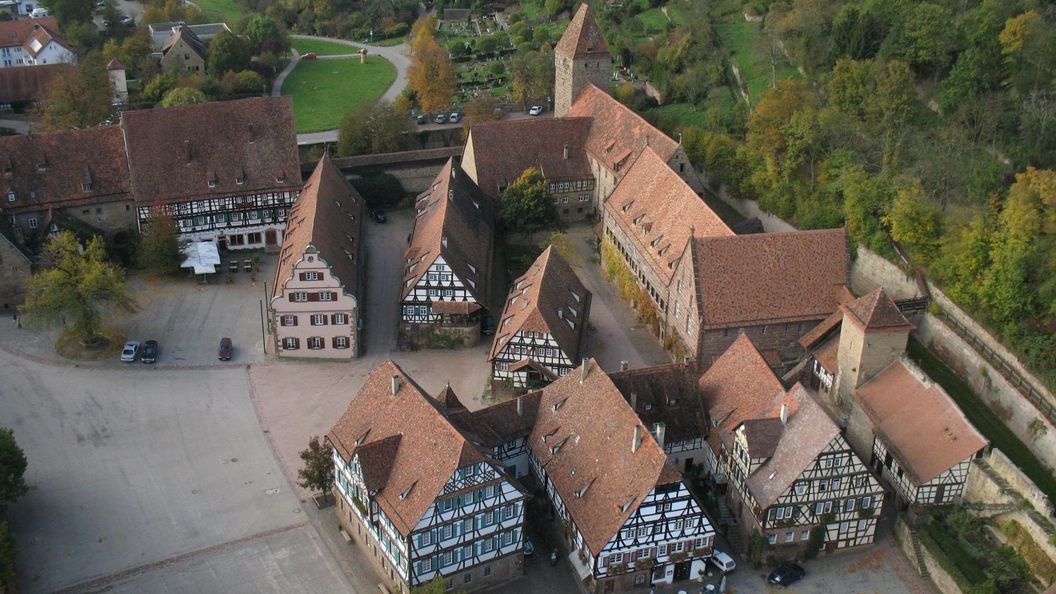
[36,54,112,131]
[500,168,560,238]
[408,17,456,114]
[138,202,184,275]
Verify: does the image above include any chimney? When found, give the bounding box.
[652,422,666,448]
[632,425,642,453]
[629,392,637,411]
[563,144,570,160]
[516,397,523,416]
[780,403,789,425]
[183,140,193,163]
[619,360,629,371]
[391,375,400,396]
[580,358,590,384]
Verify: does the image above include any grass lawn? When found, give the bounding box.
[907,339,1056,503]
[374,36,407,47]
[292,38,360,56]
[637,8,670,33]
[193,0,246,24]
[281,56,396,133]
[714,21,800,104]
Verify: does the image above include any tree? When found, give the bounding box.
[297,436,334,494]
[159,86,207,107]
[244,14,289,55]
[336,100,412,157]
[103,31,158,80]
[41,0,93,26]
[500,168,559,237]
[36,54,112,131]
[0,429,27,510]
[510,49,553,110]
[21,232,134,345]
[884,181,941,262]
[407,35,457,113]
[410,15,438,56]
[886,2,954,75]
[138,203,183,275]
[207,31,252,77]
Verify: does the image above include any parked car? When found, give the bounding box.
[302,52,318,59]
[217,337,233,361]
[434,113,447,124]
[120,341,140,362]
[709,549,736,573]
[29,7,48,17]
[416,114,427,125]
[523,538,534,558]
[768,562,805,586]
[528,105,544,116]
[372,210,387,223]
[449,111,462,123]
[119,15,134,26]
[141,340,159,364]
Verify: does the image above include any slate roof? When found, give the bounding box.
[120,96,301,204]
[606,147,732,285]
[403,159,497,310]
[161,25,205,58]
[0,126,132,211]
[842,288,915,332]
[566,84,679,177]
[273,155,364,299]
[0,63,71,103]
[464,118,593,199]
[489,246,591,364]
[854,360,987,485]
[328,361,501,537]
[526,360,680,554]
[608,361,707,447]
[690,228,849,329]
[554,4,609,58]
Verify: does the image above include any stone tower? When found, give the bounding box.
[554,3,611,117]
[834,288,915,406]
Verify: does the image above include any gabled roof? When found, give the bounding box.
[106,58,125,71]
[566,84,679,178]
[120,96,301,204]
[841,287,915,332]
[0,126,132,210]
[446,392,543,449]
[465,118,593,198]
[0,63,71,103]
[745,385,841,509]
[403,159,497,309]
[273,155,364,300]
[609,361,707,447]
[22,22,73,58]
[698,335,785,456]
[554,3,609,58]
[328,361,494,536]
[691,229,849,329]
[161,25,206,58]
[527,360,677,554]
[605,147,732,285]
[0,17,61,50]
[489,246,591,363]
[854,360,987,485]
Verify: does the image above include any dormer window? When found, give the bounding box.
[207,178,217,188]
[275,175,286,184]
[235,175,245,185]
[81,182,92,192]
[6,192,13,203]
[633,214,645,225]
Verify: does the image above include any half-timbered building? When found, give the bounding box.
[328,361,528,593]
[489,246,591,388]
[400,159,497,348]
[270,155,364,359]
[122,96,301,251]
[525,360,716,593]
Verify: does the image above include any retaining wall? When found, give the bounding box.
[894,518,961,594]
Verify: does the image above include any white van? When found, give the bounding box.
[709,549,737,573]
[30,7,49,17]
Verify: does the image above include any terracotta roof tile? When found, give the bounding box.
[272,155,364,299]
[489,246,591,363]
[465,118,593,198]
[691,228,849,328]
[0,17,62,51]
[605,147,732,285]
[121,96,301,204]
[554,4,609,58]
[842,287,915,332]
[404,159,497,310]
[854,361,987,485]
[0,63,71,103]
[608,361,707,447]
[447,393,543,449]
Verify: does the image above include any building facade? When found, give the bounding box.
[271,155,364,359]
[0,18,75,68]
[158,25,205,73]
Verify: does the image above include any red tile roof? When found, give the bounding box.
[605,147,732,285]
[0,126,132,211]
[842,287,915,332]
[854,361,987,485]
[120,96,301,204]
[272,155,364,299]
[464,117,593,198]
[0,17,61,51]
[690,228,849,328]
[566,84,680,178]
[489,246,591,363]
[608,361,707,447]
[527,360,678,554]
[554,4,609,58]
[0,63,72,104]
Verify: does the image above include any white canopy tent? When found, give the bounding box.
[180,241,221,274]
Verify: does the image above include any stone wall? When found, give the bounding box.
[894,518,962,594]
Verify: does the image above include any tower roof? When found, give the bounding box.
[555,3,609,58]
[841,288,915,332]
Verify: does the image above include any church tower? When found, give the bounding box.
[554,3,611,117]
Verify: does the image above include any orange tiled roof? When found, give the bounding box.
[554,3,609,58]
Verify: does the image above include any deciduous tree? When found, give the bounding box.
[884,181,941,262]
[244,14,289,55]
[337,100,412,157]
[207,31,252,77]
[510,49,553,110]
[0,429,28,510]
[500,168,559,237]
[41,0,93,26]
[297,436,334,494]
[20,232,135,345]
[138,203,183,275]
[408,35,457,114]
[36,54,112,131]
[159,86,207,107]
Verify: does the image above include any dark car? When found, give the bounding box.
[768,563,805,586]
[218,337,233,361]
[416,114,427,125]
[141,340,159,364]
[372,210,387,223]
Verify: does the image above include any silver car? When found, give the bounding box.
[120,341,140,362]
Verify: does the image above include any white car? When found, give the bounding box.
[120,341,140,362]
[709,548,736,573]
[528,105,543,116]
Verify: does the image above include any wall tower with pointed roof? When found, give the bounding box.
[554,3,611,117]
[834,288,915,404]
